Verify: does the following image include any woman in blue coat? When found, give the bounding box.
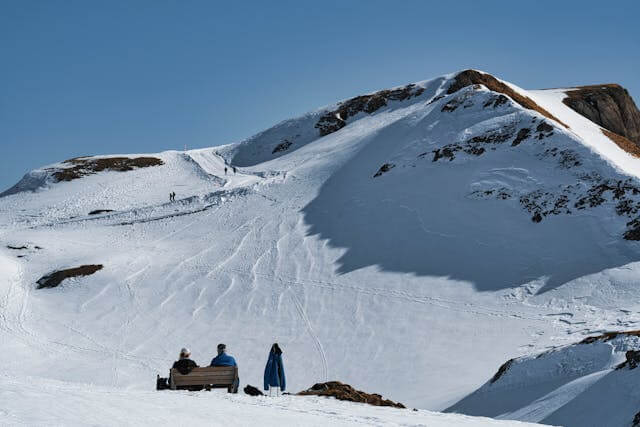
[264,343,286,396]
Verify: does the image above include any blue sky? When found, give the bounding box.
[1,0,638,191]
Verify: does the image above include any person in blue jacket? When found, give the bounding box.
[264,343,285,396]
[210,343,239,393]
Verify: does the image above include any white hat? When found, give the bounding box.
[180,347,191,357]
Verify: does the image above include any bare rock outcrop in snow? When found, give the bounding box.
[53,156,164,182]
[315,84,425,136]
[563,84,640,146]
[36,264,104,289]
[298,381,406,409]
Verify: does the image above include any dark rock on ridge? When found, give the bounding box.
[53,157,164,182]
[447,70,568,128]
[315,84,425,136]
[36,265,104,289]
[563,84,640,146]
[298,381,405,408]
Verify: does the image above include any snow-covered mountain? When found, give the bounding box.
[447,331,640,426]
[2,69,640,426]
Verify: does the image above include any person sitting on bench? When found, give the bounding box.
[173,347,198,374]
[210,343,239,393]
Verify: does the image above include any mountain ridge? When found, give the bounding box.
[3,70,640,425]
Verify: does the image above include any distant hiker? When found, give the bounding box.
[224,166,228,175]
[169,192,176,202]
[172,347,198,375]
[264,343,285,396]
[210,343,239,393]
[232,166,237,174]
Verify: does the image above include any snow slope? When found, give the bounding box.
[2,69,640,425]
[447,334,640,427]
[0,375,544,427]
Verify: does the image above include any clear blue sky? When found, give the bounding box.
[1,0,638,191]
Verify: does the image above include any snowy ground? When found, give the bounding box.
[0,375,545,427]
[2,70,640,425]
[447,334,640,426]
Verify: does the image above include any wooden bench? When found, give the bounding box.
[170,366,238,392]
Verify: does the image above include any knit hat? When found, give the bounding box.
[180,347,191,358]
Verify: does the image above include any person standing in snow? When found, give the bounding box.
[210,343,239,393]
[224,166,228,175]
[172,347,198,375]
[264,343,285,396]
[232,166,237,174]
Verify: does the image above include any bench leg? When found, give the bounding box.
[228,377,239,393]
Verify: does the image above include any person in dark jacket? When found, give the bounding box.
[171,347,201,390]
[210,343,239,393]
[264,343,285,396]
[172,347,198,374]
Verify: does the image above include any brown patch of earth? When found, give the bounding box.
[53,157,164,182]
[447,70,569,128]
[601,128,640,157]
[36,265,104,289]
[563,84,640,145]
[298,381,405,409]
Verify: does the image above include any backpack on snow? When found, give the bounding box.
[156,375,170,390]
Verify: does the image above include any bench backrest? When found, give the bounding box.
[170,366,238,389]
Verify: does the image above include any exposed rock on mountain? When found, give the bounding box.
[36,265,104,289]
[447,69,568,127]
[299,381,405,408]
[563,84,640,146]
[53,156,164,182]
[315,84,425,136]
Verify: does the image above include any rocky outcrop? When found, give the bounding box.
[272,139,293,154]
[616,350,640,370]
[315,84,425,136]
[490,359,514,383]
[53,157,164,182]
[36,265,103,289]
[447,70,568,128]
[298,381,405,408]
[373,163,395,177]
[579,330,640,344]
[563,84,640,146]
[88,209,114,215]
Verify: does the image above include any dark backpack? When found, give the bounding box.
[244,384,264,396]
[156,375,170,390]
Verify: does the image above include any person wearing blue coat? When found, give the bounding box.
[210,343,237,367]
[264,343,285,396]
[210,343,239,393]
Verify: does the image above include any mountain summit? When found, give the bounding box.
[2,70,640,425]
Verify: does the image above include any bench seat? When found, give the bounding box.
[170,366,238,392]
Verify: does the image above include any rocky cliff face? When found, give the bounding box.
[563,84,640,146]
